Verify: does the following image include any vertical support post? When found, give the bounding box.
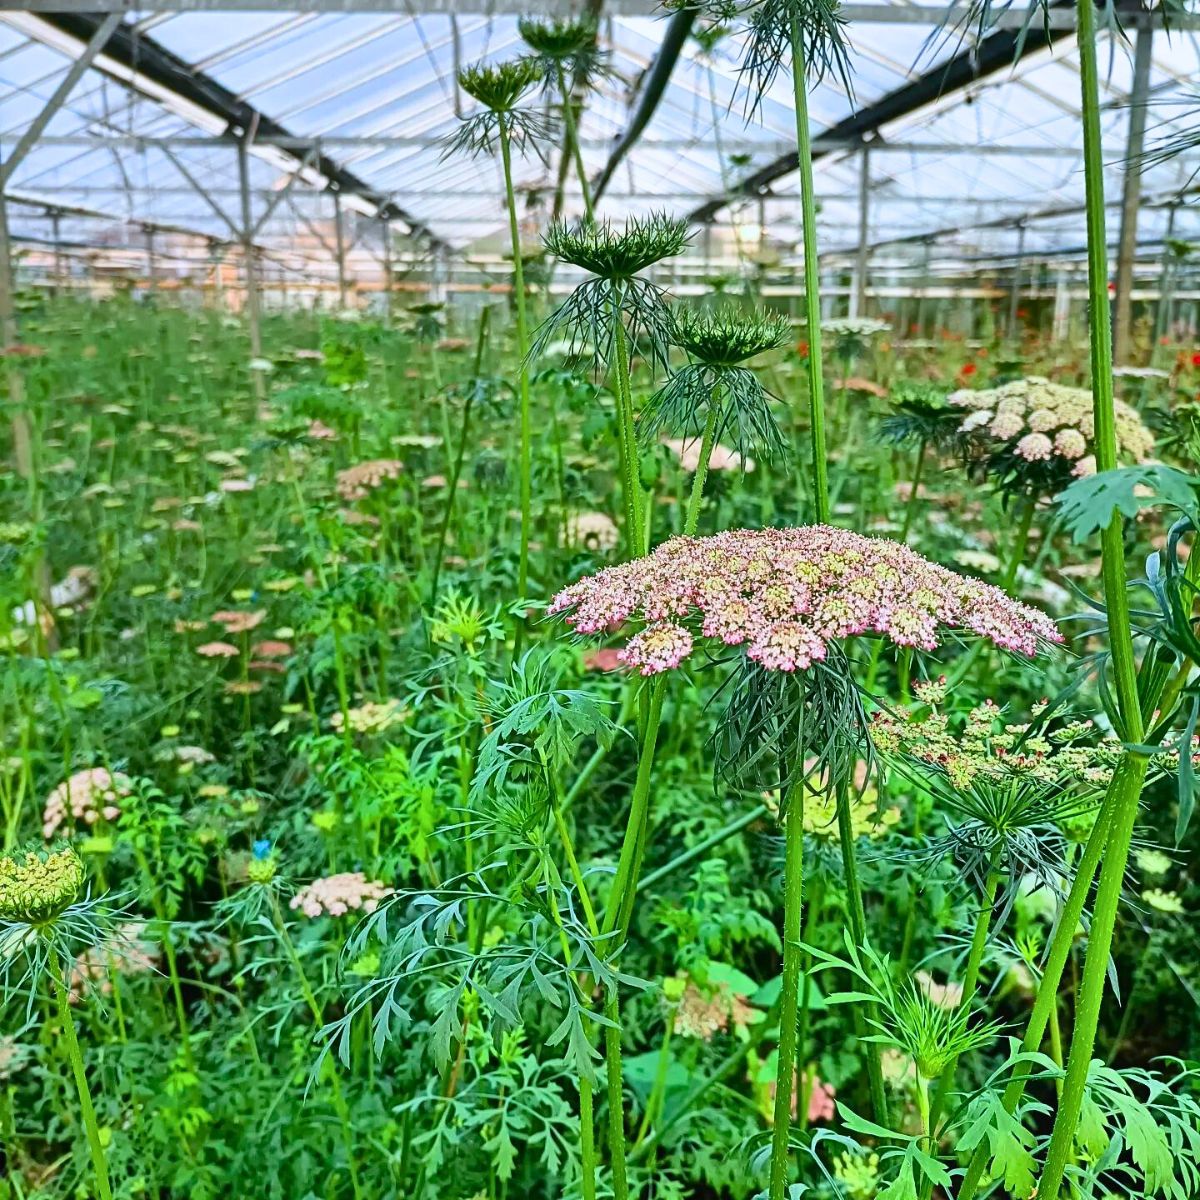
[851,141,870,318]
[333,190,348,310]
[1008,222,1026,342]
[51,209,63,298]
[0,184,32,479]
[145,225,156,295]
[381,214,393,325]
[1153,202,1178,355]
[237,137,264,393]
[1112,19,1153,363]
[1052,264,1071,343]
[915,238,933,338]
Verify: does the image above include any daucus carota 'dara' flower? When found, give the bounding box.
[548,525,1061,676]
[0,846,85,924]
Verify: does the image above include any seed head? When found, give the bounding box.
[671,307,790,367]
[457,58,543,114]
[518,16,600,66]
[543,212,691,279]
[0,846,85,925]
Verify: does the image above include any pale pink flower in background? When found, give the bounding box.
[917,970,964,1010]
[70,922,159,1003]
[549,526,1061,675]
[1014,432,1053,462]
[251,640,292,659]
[336,459,405,501]
[197,641,239,658]
[213,610,265,635]
[220,478,255,494]
[662,437,754,474]
[1054,428,1087,459]
[290,872,393,918]
[43,767,131,838]
[307,419,337,441]
[988,411,1023,440]
[1072,454,1098,477]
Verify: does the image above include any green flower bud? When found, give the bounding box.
[0,846,85,924]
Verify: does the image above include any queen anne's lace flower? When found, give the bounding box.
[566,510,619,553]
[289,872,392,918]
[43,768,131,839]
[549,526,1060,675]
[70,922,159,1002]
[949,376,1154,475]
[336,459,405,501]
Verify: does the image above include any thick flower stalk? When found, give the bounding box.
[448,59,547,610]
[641,307,790,535]
[518,16,609,222]
[551,525,1058,1197]
[537,213,691,555]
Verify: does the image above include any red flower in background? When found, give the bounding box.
[959,362,978,380]
[1191,352,1200,368]
[795,341,809,359]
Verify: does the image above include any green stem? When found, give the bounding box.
[768,779,805,1200]
[637,802,770,894]
[834,777,889,1125]
[1001,497,1036,596]
[602,678,667,940]
[53,972,113,1200]
[1037,3,1149,1192]
[789,18,829,524]
[612,297,645,556]
[683,398,720,537]
[498,114,533,617]
[430,307,489,600]
[927,868,1001,1139]
[958,781,1119,1200]
[557,67,595,224]
[898,436,927,543]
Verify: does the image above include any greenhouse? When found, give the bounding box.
[3,1,1200,1198]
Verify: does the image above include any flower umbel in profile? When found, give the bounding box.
[444,59,553,160]
[549,525,1061,674]
[518,16,611,84]
[535,213,692,371]
[641,307,791,464]
[550,525,1061,791]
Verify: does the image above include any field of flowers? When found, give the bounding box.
[1,274,1199,1200]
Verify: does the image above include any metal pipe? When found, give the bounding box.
[851,141,870,317]
[333,190,348,309]
[1008,222,1026,341]
[236,136,264,374]
[1112,21,1154,363]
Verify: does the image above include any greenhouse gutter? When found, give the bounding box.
[36,12,445,250]
[687,11,1071,225]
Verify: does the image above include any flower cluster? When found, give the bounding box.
[565,510,619,553]
[289,872,393,918]
[549,526,1061,676]
[335,459,405,501]
[43,768,131,839]
[70,922,159,1002]
[662,437,754,474]
[671,976,757,1040]
[0,846,85,923]
[328,699,409,735]
[949,376,1155,477]
[870,678,1120,792]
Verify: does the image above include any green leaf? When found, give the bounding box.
[66,687,104,710]
[1056,465,1200,544]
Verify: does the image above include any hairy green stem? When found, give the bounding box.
[958,782,1119,1200]
[789,18,829,524]
[637,802,770,894]
[1037,3,1149,1192]
[431,306,490,599]
[557,67,595,223]
[683,400,720,537]
[498,114,534,618]
[768,780,805,1199]
[612,299,646,556]
[54,972,113,1200]
[834,778,889,1125]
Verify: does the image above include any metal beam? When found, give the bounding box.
[3,0,1194,25]
[0,11,120,187]
[1112,21,1153,362]
[0,133,1086,158]
[24,12,443,246]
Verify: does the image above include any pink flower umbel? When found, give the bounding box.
[549,526,1061,675]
